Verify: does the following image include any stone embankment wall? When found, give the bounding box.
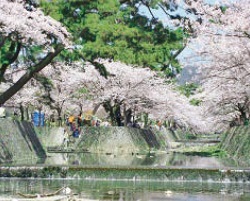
[0,119,169,163]
[0,119,46,164]
[36,126,169,154]
[35,126,65,148]
[220,126,250,165]
[71,126,169,154]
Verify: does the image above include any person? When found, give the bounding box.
[96,119,101,127]
[68,115,75,130]
[91,117,96,127]
[72,127,81,138]
[77,112,83,127]
[157,120,162,130]
[71,122,76,131]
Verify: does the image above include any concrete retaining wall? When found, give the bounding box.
[0,119,169,163]
[0,119,46,164]
[36,126,169,154]
[72,126,168,154]
[220,126,250,165]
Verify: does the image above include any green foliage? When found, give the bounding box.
[77,87,89,94]
[0,37,45,70]
[0,39,12,66]
[244,119,249,126]
[183,145,227,158]
[184,133,197,140]
[35,74,53,88]
[177,83,199,97]
[208,19,216,24]
[220,6,228,14]
[72,87,93,100]
[39,0,185,76]
[189,98,202,106]
[22,46,45,65]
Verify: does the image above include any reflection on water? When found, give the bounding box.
[0,179,249,201]
[44,152,245,168]
[4,151,248,200]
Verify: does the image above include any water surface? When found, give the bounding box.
[0,178,249,201]
[43,152,246,169]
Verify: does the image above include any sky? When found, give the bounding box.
[137,0,222,84]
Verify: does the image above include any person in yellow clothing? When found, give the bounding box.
[68,115,75,131]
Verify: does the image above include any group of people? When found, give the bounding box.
[66,113,83,138]
[62,112,107,148]
[65,113,104,138]
[62,114,82,148]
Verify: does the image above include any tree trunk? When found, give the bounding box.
[124,108,132,126]
[93,103,101,115]
[103,101,116,126]
[56,107,62,126]
[114,104,122,126]
[143,113,149,128]
[20,103,24,121]
[25,105,29,121]
[0,45,64,105]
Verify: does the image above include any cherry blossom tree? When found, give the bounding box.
[53,61,215,131]
[0,0,70,105]
[179,0,250,130]
[6,59,212,132]
[4,0,249,133]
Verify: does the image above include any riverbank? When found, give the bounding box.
[0,119,169,164]
[220,126,250,165]
[0,119,249,174]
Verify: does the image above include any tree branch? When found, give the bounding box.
[0,45,64,105]
[161,44,187,71]
[158,3,182,20]
[244,31,250,38]
[89,60,109,78]
[141,1,156,20]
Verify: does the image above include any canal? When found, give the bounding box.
[0,178,249,200]
[0,152,249,200]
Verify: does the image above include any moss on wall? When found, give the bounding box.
[0,166,249,183]
[220,126,250,165]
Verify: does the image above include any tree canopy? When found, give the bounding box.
[2,0,249,132]
[0,0,192,105]
[187,0,250,127]
[40,0,186,75]
[0,0,70,105]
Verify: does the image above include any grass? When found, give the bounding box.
[176,145,227,157]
